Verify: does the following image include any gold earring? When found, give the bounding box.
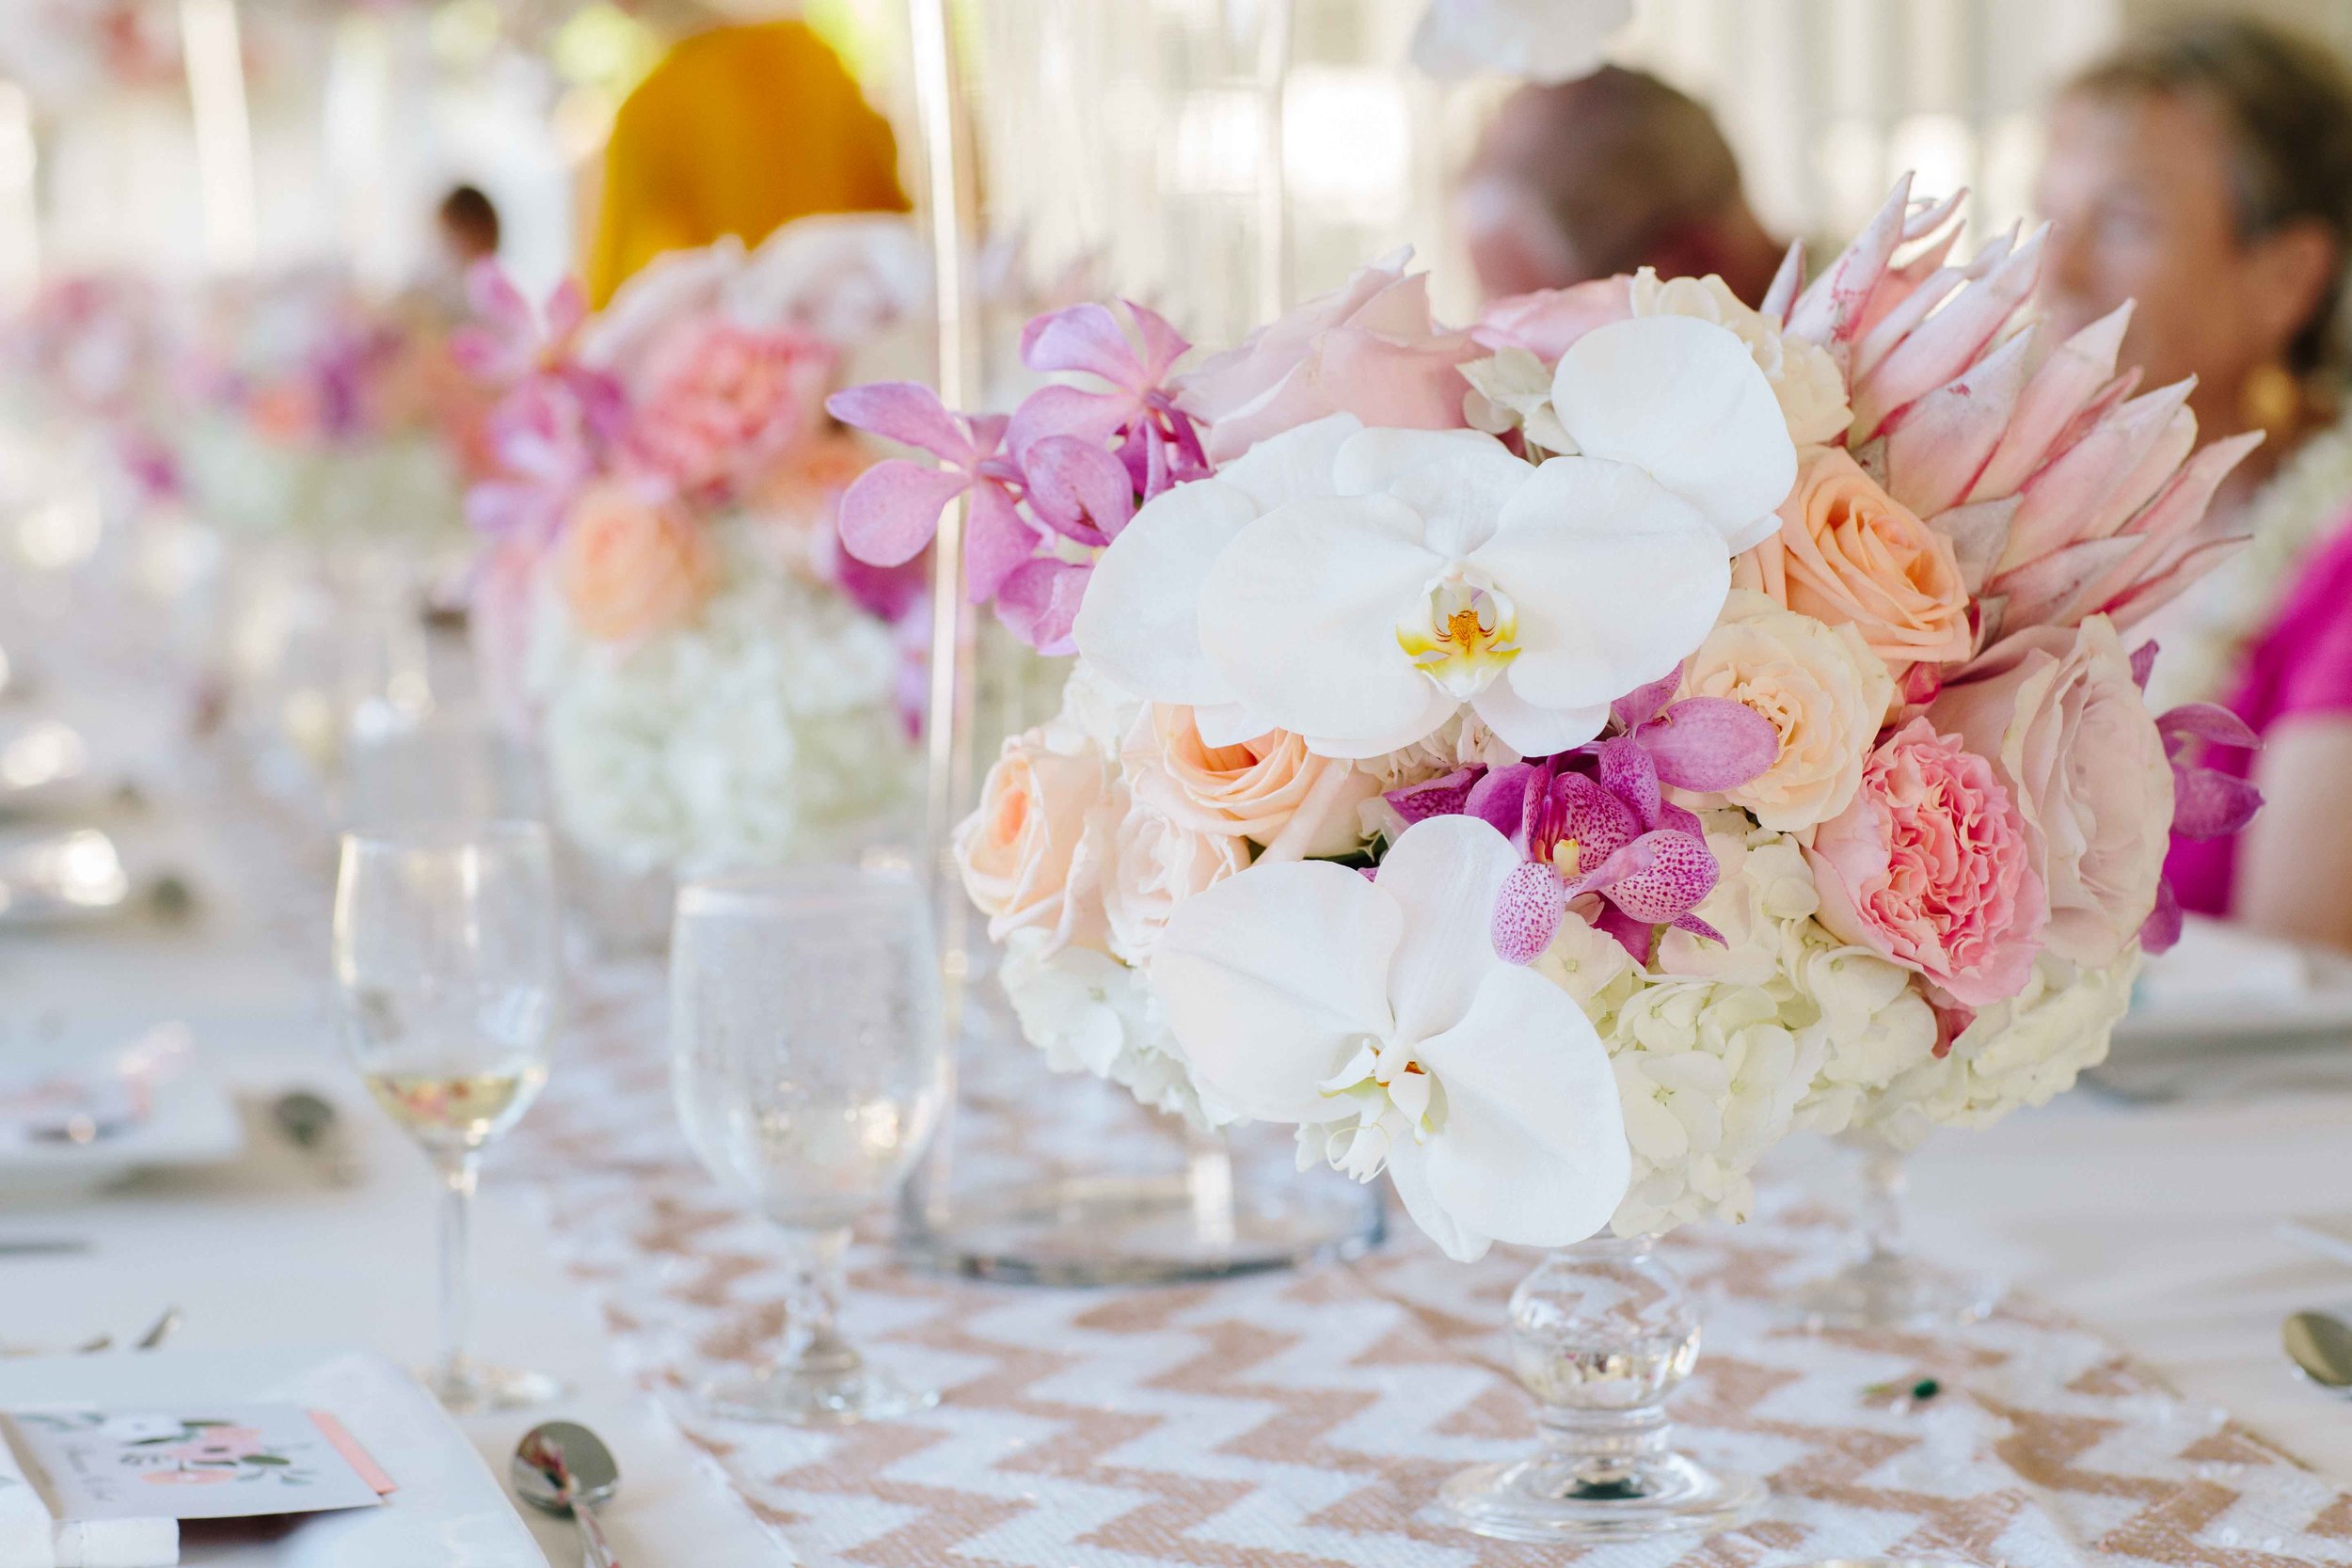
[2241,360,2302,437]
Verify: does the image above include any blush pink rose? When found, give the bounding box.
[1929,615,2171,968]
[1807,718,2048,1007]
[955,728,1116,951]
[1123,705,1375,857]
[628,317,834,497]
[1471,277,1633,362]
[1101,801,1249,964]
[1173,255,1480,464]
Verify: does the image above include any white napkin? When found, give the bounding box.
[0,1422,178,1568]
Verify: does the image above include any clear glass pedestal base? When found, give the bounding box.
[422,1362,565,1415]
[700,1363,939,1427]
[1436,1239,1759,1544]
[1793,1136,2000,1333]
[1439,1449,1761,1543]
[1791,1248,2000,1333]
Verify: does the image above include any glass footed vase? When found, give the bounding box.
[1790,1132,2000,1333]
[1439,1238,1759,1544]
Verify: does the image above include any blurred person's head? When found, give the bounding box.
[2038,19,2352,445]
[1458,66,1784,305]
[437,184,501,268]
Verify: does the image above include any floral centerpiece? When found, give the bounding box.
[460,216,932,880]
[834,177,2261,1536]
[167,274,480,549]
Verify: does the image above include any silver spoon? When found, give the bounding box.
[511,1421,622,1568]
[2284,1309,2352,1392]
[135,1307,180,1351]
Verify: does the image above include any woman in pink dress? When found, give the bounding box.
[2039,19,2352,947]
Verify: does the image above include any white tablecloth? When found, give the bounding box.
[4,768,2351,1565]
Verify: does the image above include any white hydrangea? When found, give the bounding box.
[540,550,914,876]
[996,927,1228,1129]
[1860,948,2141,1151]
[1549,810,1938,1235]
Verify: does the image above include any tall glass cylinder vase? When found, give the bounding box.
[897,0,1381,1283]
[1439,1239,1759,1543]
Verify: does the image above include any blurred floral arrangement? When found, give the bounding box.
[833,177,2263,1259]
[461,214,933,878]
[168,274,480,546]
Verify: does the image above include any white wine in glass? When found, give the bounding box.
[332,820,561,1414]
[671,862,948,1424]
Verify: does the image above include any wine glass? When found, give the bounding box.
[332,821,562,1413]
[670,863,948,1424]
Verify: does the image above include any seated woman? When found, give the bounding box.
[2037,19,2352,948]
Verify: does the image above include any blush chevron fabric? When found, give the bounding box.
[518,969,2352,1568]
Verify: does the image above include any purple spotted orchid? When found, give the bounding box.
[829,301,1205,654]
[1384,669,1781,962]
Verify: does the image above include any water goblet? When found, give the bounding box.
[670,863,948,1424]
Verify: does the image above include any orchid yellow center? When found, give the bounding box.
[1549,837,1581,879]
[1397,570,1518,700]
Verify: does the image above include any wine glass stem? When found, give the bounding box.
[780,1227,857,1376]
[1860,1148,1907,1264]
[435,1150,480,1386]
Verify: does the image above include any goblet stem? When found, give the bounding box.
[776,1227,858,1382]
[434,1149,480,1393]
[1857,1145,1908,1265]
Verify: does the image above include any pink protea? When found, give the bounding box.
[1772,176,2259,667]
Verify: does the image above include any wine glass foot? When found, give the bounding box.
[1792,1251,2000,1333]
[1438,1450,1761,1543]
[421,1362,566,1415]
[698,1364,938,1427]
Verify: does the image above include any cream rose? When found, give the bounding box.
[1741,449,1973,681]
[1629,269,1851,448]
[1678,590,1896,832]
[1930,615,2172,968]
[954,727,1116,951]
[1102,802,1250,965]
[1123,705,1374,858]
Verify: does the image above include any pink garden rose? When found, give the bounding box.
[628,317,832,498]
[1808,718,2048,1006]
[1471,277,1633,362]
[1930,615,2172,968]
[1173,254,1479,464]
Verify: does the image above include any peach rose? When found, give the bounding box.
[1930,615,2171,968]
[955,728,1116,951]
[1678,590,1895,831]
[1174,255,1479,465]
[557,482,714,641]
[1123,705,1375,858]
[1102,801,1250,964]
[1740,450,1971,683]
[1808,719,2047,1006]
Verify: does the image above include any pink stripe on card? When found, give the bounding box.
[308,1411,396,1496]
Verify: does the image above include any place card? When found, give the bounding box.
[4,1406,390,1523]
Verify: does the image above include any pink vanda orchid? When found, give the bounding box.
[829,302,1200,652]
[2136,662,2263,954]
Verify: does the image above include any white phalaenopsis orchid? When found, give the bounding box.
[1152,815,1631,1260]
[1076,315,1793,758]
